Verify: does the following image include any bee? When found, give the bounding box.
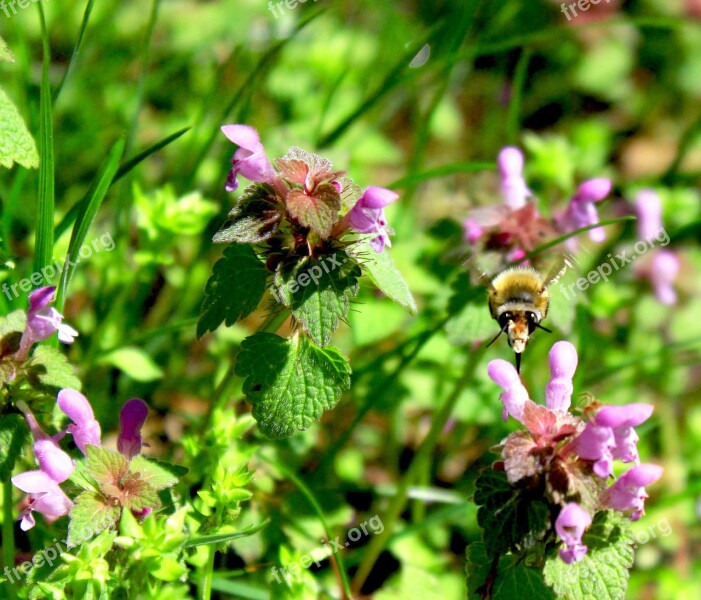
[483,259,569,373]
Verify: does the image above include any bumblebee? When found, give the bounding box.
[485,260,568,373]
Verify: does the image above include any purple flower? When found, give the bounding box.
[595,403,654,464]
[555,503,592,563]
[20,404,74,483]
[634,189,663,242]
[11,471,73,531]
[498,147,532,210]
[57,389,102,456]
[572,421,615,478]
[557,178,611,248]
[649,250,680,305]
[15,286,79,360]
[545,341,578,412]
[487,359,531,423]
[117,398,149,459]
[462,217,484,245]
[347,186,399,252]
[221,124,286,197]
[603,464,663,521]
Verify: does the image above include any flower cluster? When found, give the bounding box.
[487,341,662,564]
[463,146,612,261]
[220,124,399,254]
[11,390,149,530]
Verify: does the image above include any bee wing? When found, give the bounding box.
[464,257,496,291]
[542,252,577,288]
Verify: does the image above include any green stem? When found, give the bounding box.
[200,541,216,600]
[2,480,16,595]
[351,347,484,592]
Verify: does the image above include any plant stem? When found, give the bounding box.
[2,480,16,596]
[200,542,216,600]
[351,347,484,593]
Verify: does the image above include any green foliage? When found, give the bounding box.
[197,244,269,337]
[0,35,13,63]
[356,241,417,313]
[235,332,351,438]
[543,511,634,600]
[286,184,341,239]
[0,87,39,170]
[97,346,164,382]
[474,469,551,556]
[212,184,282,244]
[0,414,28,481]
[445,273,493,345]
[25,345,82,392]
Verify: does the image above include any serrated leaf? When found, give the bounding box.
[129,455,181,491]
[0,36,13,63]
[235,332,351,438]
[26,345,82,391]
[474,469,550,555]
[0,414,29,481]
[197,244,268,337]
[275,253,360,346]
[353,241,416,313]
[68,491,121,546]
[213,183,281,244]
[286,183,341,238]
[98,346,163,382]
[85,445,129,487]
[466,543,555,600]
[68,459,99,492]
[543,511,634,600]
[0,86,39,169]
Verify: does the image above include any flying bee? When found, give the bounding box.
[482,258,570,373]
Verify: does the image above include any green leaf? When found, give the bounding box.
[286,183,341,239]
[466,543,555,600]
[68,490,121,547]
[353,241,416,313]
[56,137,125,311]
[0,414,29,481]
[183,519,270,548]
[0,87,39,170]
[474,469,550,556]
[543,511,634,600]
[26,345,82,392]
[97,346,163,382]
[445,274,493,345]
[85,445,129,488]
[213,183,282,244]
[197,244,268,337]
[129,455,181,491]
[275,253,360,346]
[235,332,351,438]
[0,309,26,361]
[0,36,13,63]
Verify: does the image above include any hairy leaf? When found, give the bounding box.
[68,491,121,547]
[0,414,29,481]
[213,183,281,244]
[0,86,39,169]
[235,332,351,438]
[286,183,341,238]
[26,345,82,392]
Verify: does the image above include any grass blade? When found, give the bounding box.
[387,161,495,189]
[183,519,270,549]
[53,0,96,102]
[33,3,54,277]
[55,137,125,311]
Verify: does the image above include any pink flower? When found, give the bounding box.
[11,471,73,531]
[545,341,578,412]
[498,147,532,210]
[649,250,680,305]
[462,218,484,245]
[15,287,78,360]
[20,405,74,483]
[347,186,399,252]
[595,403,654,464]
[487,359,531,423]
[57,389,102,456]
[572,421,616,478]
[602,464,663,521]
[633,189,663,242]
[117,398,149,459]
[555,503,592,563]
[557,178,611,249]
[221,125,285,196]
